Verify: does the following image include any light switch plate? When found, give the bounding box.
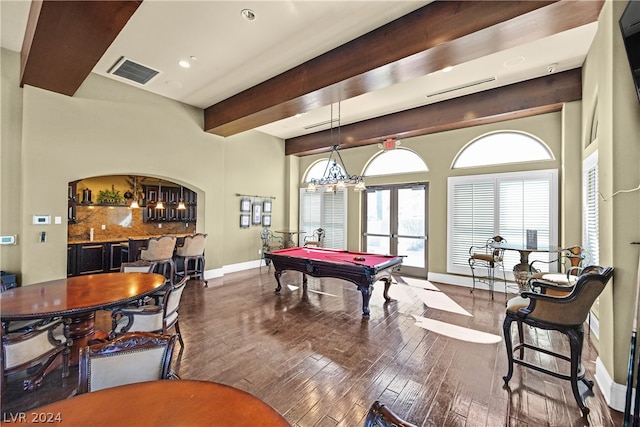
[33,215,50,225]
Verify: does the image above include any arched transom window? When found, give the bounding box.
[452,131,553,169]
[364,148,428,177]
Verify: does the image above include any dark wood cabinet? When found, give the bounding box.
[67,244,77,277]
[142,185,197,223]
[76,243,105,275]
[107,242,125,272]
[67,241,126,276]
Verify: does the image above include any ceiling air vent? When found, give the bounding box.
[108,57,160,85]
[426,76,496,97]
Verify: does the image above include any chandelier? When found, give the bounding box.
[306,102,366,193]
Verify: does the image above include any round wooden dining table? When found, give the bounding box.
[0,272,166,364]
[19,380,291,426]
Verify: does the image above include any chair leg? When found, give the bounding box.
[174,320,185,350]
[517,320,525,360]
[488,265,495,300]
[567,328,591,416]
[469,260,476,294]
[503,314,515,384]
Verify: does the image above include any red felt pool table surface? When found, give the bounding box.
[271,247,398,268]
[265,247,403,317]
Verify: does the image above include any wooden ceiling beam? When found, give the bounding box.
[285,68,582,156]
[204,0,602,137]
[20,0,142,96]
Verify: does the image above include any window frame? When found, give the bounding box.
[447,169,559,279]
[299,188,347,250]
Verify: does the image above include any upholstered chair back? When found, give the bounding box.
[78,332,176,394]
[176,234,207,257]
[140,236,177,261]
[522,265,613,326]
[120,260,156,273]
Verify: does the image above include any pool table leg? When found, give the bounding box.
[382,278,392,301]
[360,286,372,318]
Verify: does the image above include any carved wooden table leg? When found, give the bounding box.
[67,311,96,365]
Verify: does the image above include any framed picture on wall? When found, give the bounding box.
[239,214,250,228]
[263,200,272,213]
[262,214,271,227]
[240,198,251,212]
[252,203,262,225]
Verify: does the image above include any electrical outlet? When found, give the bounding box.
[158,223,162,228]
[101,224,106,230]
[258,249,262,254]
[40,231,47,243]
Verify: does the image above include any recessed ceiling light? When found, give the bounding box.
[241,9,256,21]
[178,60,190,68]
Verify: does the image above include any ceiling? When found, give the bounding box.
[1,1,602,154]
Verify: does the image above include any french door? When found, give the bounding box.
[362,183,429,278]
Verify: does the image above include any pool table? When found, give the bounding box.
[264,247,403,317]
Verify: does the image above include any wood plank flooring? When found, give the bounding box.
[2,268,623,426]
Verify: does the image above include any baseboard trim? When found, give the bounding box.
[595,356,629,413]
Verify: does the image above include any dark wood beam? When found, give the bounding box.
[204,0,602,137]
[285,68,582,156]
[20,0,142,96]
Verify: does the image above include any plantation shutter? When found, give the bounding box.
[299,189,347,249]
[583,152,599,265]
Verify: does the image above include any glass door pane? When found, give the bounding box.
[363,184,428,278]
[365,189,391,254]
[397,186,426,269]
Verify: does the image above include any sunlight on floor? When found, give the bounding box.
[395,277,501,344]
[412,315,502,344]
[395,276,471,316]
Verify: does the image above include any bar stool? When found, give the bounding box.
[139,236,177,284]
[174,233,208,286]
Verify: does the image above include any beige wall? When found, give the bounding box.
[1,48,286,284]
[583,0,640,387]
[1,48,23,277]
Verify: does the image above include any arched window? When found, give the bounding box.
[452,131,553,169]
[364,148,428,177]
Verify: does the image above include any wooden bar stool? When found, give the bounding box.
[139,236,177,284]
[174,233,207,286]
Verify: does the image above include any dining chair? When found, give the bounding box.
[174,233,207,286]
[303,228,325,247]
[76,331,177,394]
[1,318,70,394]
[528,245,589,295]
[468,235,507,299]
[120,259,156,273]
[110,275,189,350]
[363,400,417,427]
[139,235,177,284]
[118,260,162,307]
[260,228,284,270]
[502,265,614,417]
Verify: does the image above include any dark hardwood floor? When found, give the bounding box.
[2,268,623,426]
